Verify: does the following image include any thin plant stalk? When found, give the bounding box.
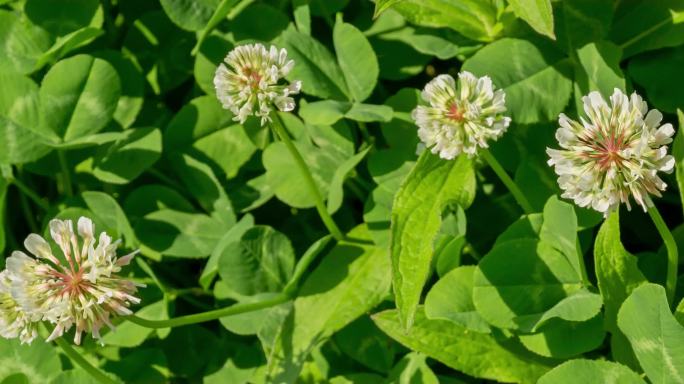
[126,293,290,329]
[269,113,344,241]
[646,197,678,305]
[57,150,73,196]
[575,237,590,286]
[10,177,49,211]
[480,148,534,215]
[54,338,119,384]
[19,192,38,233]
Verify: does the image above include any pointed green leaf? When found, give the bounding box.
[391,152,476,329]
[372,307,556,383]
[267,226,391,382]
[594,211,647,332]
[389,0,501,42]
[373,0,405,18]
[508,0,555,39]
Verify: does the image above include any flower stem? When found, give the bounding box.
[10,176,49,211]
[269,114,344,241]
[646,201,678,305]
[357,121,371,144]
[126,293,291,328]
[480,149,534,215]
[576,237,590,286]
[54,338,119,384]
[57,151,73,197]
[19,192,38,233]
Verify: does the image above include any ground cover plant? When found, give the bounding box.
[3,0,684,383]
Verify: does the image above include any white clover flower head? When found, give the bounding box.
[411,71,511,159]
[547,88,675,216]
[214,43,301,126]
[4,217,143,345]
[0,271,37,344]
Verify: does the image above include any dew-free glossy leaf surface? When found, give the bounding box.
[618,283,684,384]
[373,308,556,384]
[391,152,475,329]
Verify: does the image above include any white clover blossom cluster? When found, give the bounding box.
[412,71,511,159]
[0,217,142,345]
[547,89,675,216]
[214,43,301,126]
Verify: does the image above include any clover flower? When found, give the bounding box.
[547,89,675,215]
[4,217,142,344]
[214,43,301,126]
[0,271,37,344]
[412,71,511,159]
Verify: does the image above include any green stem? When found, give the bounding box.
[171,287,213,297]
[54,338,118,384]
[126,293,291,328]
[269,114,344,241]
[646,200,678,305]
[19,192,38,233]
[283,235,333,296]
[356,121,371,144]
[10,177,49,211]
[576,237,590,286]
[57,151,73,197]
[135,258,169,294]
[480,149,534,215]
[344,179,366,201]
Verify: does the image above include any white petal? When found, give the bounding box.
[24,234,53,261]
[77,217,95,240]
[644,109,663,129]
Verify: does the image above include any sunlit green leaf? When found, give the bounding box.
[391,152,476,329]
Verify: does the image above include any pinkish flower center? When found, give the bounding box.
[446,103,464,122]
[582,128,627,170]
[242,67,262,89]
[52,268,91,297]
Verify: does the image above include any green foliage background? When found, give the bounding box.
[2,0,684,383]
